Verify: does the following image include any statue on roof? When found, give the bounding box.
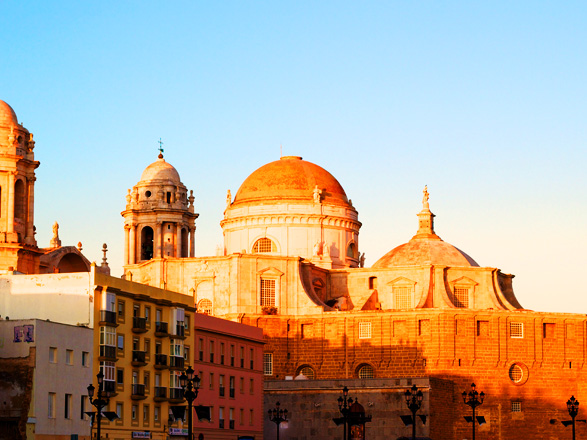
[313,185,322,203]
[50,221,61,248]
[422,185,430,210]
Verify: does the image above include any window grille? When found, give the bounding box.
[299,366,315,380]
[263,353,273,376]
[393,287,412,309]
[509,364,524,383]
[358,365,374,379]
[260,279,276,307]
[510,322,524,338]
[511,401,522,412]
[198,299,213,315]
[419,319,430,336]
[253,238,275,253]
[454,287,469,308]
[359,322,372,339]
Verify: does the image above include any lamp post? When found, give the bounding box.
[405,385,424,440]
[179,366,201,440]
[268,401,288,440]
[462,383,485,440]
[87,371,110,440]
[567,395,580,440]
[337,386,354,440]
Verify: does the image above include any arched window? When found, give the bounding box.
[197,299,213,315]
[14,179,25,220]
[368,276,377,290]
[140,226,154,260]
[298,366,315,380]
[346,243,356,258]
[357,364,375,379]
[253,238,275,253]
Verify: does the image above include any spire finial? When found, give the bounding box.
[158,138,164,159]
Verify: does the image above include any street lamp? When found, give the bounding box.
[87,371,110,440]
[566,396,580,440]
[404,384,424,440]
[268,401,288,440]
[179,366,201,440]
[462,383,485,440]
[337,386,354,440]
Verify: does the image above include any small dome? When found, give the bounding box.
[140,155,181,183]
[233,156,350,206]
[373,239,479,268]
[0,100,18,127]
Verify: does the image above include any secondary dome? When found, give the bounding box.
[140,154,181,183]
[373,186,479,268]
[233,156,350,206]
[0,100,19,127]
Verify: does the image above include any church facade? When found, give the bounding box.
[124,153,587,439]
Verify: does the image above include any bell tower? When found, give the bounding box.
[0,100,41,273]
[122,151,198,269]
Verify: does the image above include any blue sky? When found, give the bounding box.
[1,1,586,313]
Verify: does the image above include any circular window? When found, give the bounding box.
[299,366,315,380]
[508,363,529,385]
[145,190,152,198]
[358,364,374,379]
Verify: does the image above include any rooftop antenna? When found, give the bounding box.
[158,138,164,158]
[280,144,282,158]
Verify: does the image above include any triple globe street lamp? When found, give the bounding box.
[87,371,110,440]
[462,383,485,440]
[179,366,201,440]
[268,401,289,440]
[404,384,424,440]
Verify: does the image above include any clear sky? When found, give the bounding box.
[1,1,586,313]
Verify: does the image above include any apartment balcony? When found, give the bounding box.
[131,350,147,367]
[155,321,169,337]
[169,356,185,370]
[131,384,146,400]
[169,387,184,403]
[170,325,185,340]
[132,317,147,333]
[103,380,116,396]
[154,353,168,370]
[99,345,117,361]
[154,386,167,402]
[99,310,117,326]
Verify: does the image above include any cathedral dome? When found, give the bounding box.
[0,100,19,127]
[373,187,479,268]
[233,156,350,206]
[373,239,479,268]
[140,155,181,183]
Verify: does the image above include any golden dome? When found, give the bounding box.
[0,100,19,127]
[140,155,181,183]
[233,156,350,206]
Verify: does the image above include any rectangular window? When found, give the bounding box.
[209,372,214,389]
[133,304,140,317]
[510,322,524,339]
[240,377,244,393]
[240,408,244,425]
[219,375,225,397]
[184,314,191,335]
[453,287,469,308]
[249,409,254,425]
[144,306,151,323]
[260,278,276,307]
[118,335,124,351]
[132,404,137,420]
[117,300,125,322]
[100,326,116,347]
[82,351,89,367]
[48,393,56,418]
[64,393,72,419]
[543,323,555,339]
[229,408,234,429]
[220,343,225,364]
[230,345,235,366]
[210,340,215,363]
[301,323,313,339]
[184,346,190,362]
[219,407,225,428]
[117,368,124,384]
[511,401,522,412]
[263,353,273,376]
[100,361,116,391]
[144,338,150,356]
[154,406,160,422]
[229,376,235,398]
[358,321,372,339]
[393,286,411,309]
[250,348,254,369]
[240,346,245,368]
[477,320,489,337]
[143,404,150,424]
[49,347,57,363]
[81,395,88,420]
[116,402,123,420]
[249,378,254,394]
[199,338,204,361]
[66,349,73,365]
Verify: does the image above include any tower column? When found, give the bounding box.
[7,171,15,235]
[189,226,195,257]
[25,177,35,245]
[124,225,130,265]
[130,224,137,264]
[176,224,182,258]
[155,221,163,258]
